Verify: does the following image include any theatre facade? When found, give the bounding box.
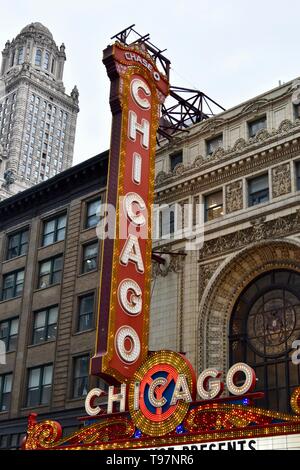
[1,36,300,449]
[151,76,300,415]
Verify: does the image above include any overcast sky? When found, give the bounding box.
[1,0,300,165]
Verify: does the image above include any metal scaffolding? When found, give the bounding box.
[111,25,226,141]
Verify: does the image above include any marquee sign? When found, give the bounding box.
[90,42,169,383]
[86,353,257,436]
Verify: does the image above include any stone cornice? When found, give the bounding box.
[156,82,295,155]
[155,119,300,203]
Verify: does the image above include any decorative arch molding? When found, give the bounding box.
[197,238,300,374]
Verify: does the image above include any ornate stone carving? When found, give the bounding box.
[249,128,270,144]
[211,146,225,159]
[251,217,267,242]
[232,138,247,152]
[225,180,243,213]
[199,210,300,260]
[155,118,300,188]
[192,156,205,168]
[272,163,291,198]
[155,170,169,185]
[173,163,185,176]
[71,85,79,104]
[2,169,15,189]
[241,98,268,115]
[200,118,225,134]
[152,252,185,278]
[199,261,222,294]
[278,119,293,134]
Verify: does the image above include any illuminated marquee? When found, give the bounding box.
[90,43,169,383]
[86,352,257,436]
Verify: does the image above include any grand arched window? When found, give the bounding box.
[229,270,300,412]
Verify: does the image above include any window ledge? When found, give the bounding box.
[33,283,61,294]
[3,349,17,355]
[66,397,87,405]
[77,269,98,278]
[37,240,65,251]
[73,328,95,337]
[27,339,56,349]
[2,254,27,265]
[81,226,98,235]
[247,199,271,211]
[20,404,50,412]
[0,296,22,305]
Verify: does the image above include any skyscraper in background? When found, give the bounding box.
[0,22,79,200]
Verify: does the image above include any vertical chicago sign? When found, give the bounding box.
[90,43,169,383]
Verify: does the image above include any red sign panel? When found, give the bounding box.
[91,43,169,383]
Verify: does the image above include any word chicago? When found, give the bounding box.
[85,362,257,416]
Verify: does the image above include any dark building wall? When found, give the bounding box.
[0,151,108,448]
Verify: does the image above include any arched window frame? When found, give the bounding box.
[44,51,50,70]
[17,47,24,65]
[35,49,42,67]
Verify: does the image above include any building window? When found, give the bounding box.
[296,162,300,191]
[42,214,67,246]
[35,49,42,67]
[248,116,267,138]
[26,365,53,407]
[0,318,19,352]
[82,242,98,273]
[159,205,176,238]
[51,59,55,74]
[43,52,49,70]
[7,229,29,260]
[32,307,58,344]
[78,294,94,332]
[170,150,183,172]
[38,256,63,289]
[0,374,12,412]
[230,270,300,412]
[8,433,23,450]
[2,270,24,301]
[10,51,15,67]
[17,47,24,65]
[204,190,223,222]
[73,355,89,398]
[85,199,101,228]
[248,174,269,206]
[206,135,223,156]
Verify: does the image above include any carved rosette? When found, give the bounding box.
[272,163,291,198]
[225,180,243,214]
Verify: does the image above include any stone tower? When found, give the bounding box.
[0,22,79,200]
